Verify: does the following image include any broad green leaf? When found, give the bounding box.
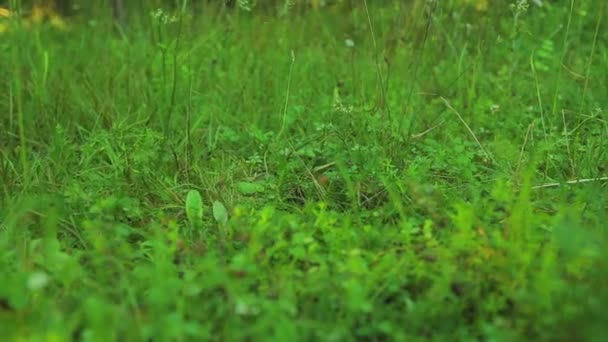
[236,182,265,195]
[185,190,203,228]
[213,201,229,225]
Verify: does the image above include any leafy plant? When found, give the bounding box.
[185,190,204,230]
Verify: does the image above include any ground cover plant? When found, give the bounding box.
[1,0,607,340]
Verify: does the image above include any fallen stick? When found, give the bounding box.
[532,177,608,189]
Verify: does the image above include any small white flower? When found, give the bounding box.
[345,38,355,48]
[516,0,529,12]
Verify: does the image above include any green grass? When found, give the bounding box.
[1,1,607,340]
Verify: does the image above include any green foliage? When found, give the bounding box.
[236,181,265,195]
[1,0,607,340]
[212,200,229,225]
[186,190,204,229]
